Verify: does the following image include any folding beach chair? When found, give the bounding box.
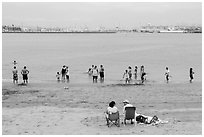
[124,107,136,125]
[106,111,120,127]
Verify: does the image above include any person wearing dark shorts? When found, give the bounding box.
[99,65,105,82]
[65,66,70,82]
[141,72,146,83]
[92,66,99,83]
[12,66,18,84]
[21,66,29,83]
[61,65,66,82]
[165,67,170,83]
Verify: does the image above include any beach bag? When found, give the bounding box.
[136,115,147,123]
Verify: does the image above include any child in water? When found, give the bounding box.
[56,72,60,82]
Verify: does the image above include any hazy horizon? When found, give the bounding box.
[2,2,202,29]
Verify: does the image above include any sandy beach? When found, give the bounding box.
[2,81,202,135]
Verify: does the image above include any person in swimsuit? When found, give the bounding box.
[189,67,194,83]
[21,66,29,84]
[99,65,105,82]
[123,70,130,84]
[134,66,138,80]
[13,60,17,66]
[61,65,66,82]
[165,67,170,83]
[140,65,146,83]
[56,72,60,82]
[128,66,132,80]
[65,66,70,82]
[12,66,18,84]
[92,65,99,83]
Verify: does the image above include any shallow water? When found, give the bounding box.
[2,33,202,84]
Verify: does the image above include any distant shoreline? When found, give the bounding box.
[2,31,117,34]
[2,31,202,34]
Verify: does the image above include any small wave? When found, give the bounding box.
[106,83,145,87]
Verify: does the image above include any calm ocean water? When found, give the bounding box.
[2,33,202,84]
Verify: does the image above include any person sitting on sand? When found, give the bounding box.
[122,100,135,124]
[122,100,134,115]
[21,66,29,84]
[12,66,18,84]
[123,70,130,84]
[56,72,60,82]
[105,101,118,124]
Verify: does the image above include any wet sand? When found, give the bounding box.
[2,81,202,135]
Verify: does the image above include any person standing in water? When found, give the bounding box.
[61,65,66,82]
[21,66,29,84]
[165,67,170,83]
[140,66,144,79]
[12,66,18,84]
[128,66,132,80]
[134,66,138,81]
[140,65,146,83]
[92,65,99,83]
[189,68,194,83]
[56,72,60,82]
[13,60,17,66]
[99,65,105,82]
[123,70,130,84]
[91,65,94,75]
[65,66,70,82]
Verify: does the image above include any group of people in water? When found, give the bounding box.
[56,65,70,82]
[12,61,30,84]
[87,64,105,83]
[105,100,168,126]
[164,67,195,83]
[123,65,147,84]
[122,65,195,84]
[11,60,195,84]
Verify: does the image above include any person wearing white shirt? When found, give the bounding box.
[105,101,118,124]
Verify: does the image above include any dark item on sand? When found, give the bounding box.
[136,115,148,124]
[106,111,120,127]
[124,107,136,124]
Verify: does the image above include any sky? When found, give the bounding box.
[2,2,202,29]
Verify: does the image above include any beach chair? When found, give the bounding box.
[124,107,136,125]
[106,111,120,127]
